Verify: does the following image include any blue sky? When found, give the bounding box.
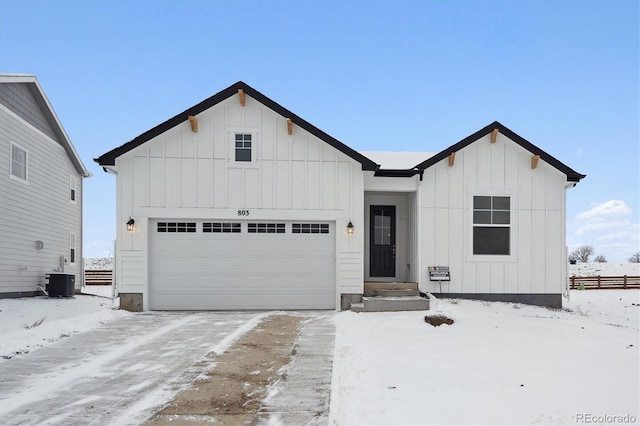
[1,0,638,262]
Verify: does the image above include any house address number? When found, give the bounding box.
[237,210,250,216]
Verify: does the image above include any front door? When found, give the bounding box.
[370,205,395,277]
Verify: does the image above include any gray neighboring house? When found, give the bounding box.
[0,74,90,297]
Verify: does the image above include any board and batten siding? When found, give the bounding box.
[419,131,567,295]
[0,104,83,294]
[113,94,364,303]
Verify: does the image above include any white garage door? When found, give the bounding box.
[149,220,336,310]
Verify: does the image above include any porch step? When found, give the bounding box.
[364,282,418,291]
[351,295,429,312]
[364,288,420,297]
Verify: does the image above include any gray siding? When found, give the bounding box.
[0,83,60,144]
[0,105,83,294]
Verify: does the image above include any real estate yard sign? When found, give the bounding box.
[428,266,450,281]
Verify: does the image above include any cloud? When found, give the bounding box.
[569,200,639,262]
[598,230,639,242]
[576,200,631,221]
[576,220,629,235]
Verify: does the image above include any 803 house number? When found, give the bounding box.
[237,210,250,216]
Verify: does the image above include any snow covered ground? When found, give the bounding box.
[329,290,640,425]
[0,287,125,361]
[569,262,639,277]
[1,277,639,424]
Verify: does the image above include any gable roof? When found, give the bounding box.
[95,81,378,171]
[0,74,90,177]
[413,121,585,182]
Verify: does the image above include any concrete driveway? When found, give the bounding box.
[0,311,335,425]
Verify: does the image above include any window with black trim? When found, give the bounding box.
[248,223,285,234]
[203,222,241,233]
[70,176,77,203]
[292,223,329,234]
[157,222,196,233]
[473,196,510,255]
[70,232,76,264]
[235,133,252,162]
[10,142,27,181]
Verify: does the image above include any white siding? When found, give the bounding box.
[419,132,567,295]
[113,94,364,305]
[0,105,83,294]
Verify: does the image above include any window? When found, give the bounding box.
[248,223,285,234]
[70,232,76,265]
[473,196,510,255]
[10,142,27,181]
[70,176,77,203]
[374,212,392,245]
[203,222,241,233]
[292,223,330,234]
[235,133,252,162]
[157,222,196,233]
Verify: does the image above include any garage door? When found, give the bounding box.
[149,220,336,310]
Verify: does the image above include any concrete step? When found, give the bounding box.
[364,282,418,291]
[351,295,429,312]
[364,289,420,297]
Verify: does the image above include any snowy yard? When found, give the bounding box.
[329,290,639,425]
[0,285,638,425]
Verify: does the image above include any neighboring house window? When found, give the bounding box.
[70,176,77,203]
[70,232,77,265]
[235,134,252,162]
[10,142,28,181]
[248,223,285,234]
[157,222,197,233]
[203,222,241,233]
[472,196,510,255]
[292,223,330,234]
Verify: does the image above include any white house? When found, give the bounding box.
[96,81,584,311]
[0,74,90,297]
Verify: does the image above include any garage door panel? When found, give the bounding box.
[149,220,335,310]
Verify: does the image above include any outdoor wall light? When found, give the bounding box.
[347,221,354,235]
[126,217,135,232]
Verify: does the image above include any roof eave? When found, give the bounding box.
[374,168,421,178]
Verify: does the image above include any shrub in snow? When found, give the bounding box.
[24,317,46,329]
[424,315,454,326]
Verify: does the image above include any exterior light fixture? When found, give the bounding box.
[126,217,135,232]
[347,221,354,235]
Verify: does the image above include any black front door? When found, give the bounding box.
[370,205,395,277]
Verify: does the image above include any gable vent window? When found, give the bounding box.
[157,222,196,233]
[472,196,510,255]
[203,222,241,233]
[10,142,27,181]
[235,133,252,162]
[292,223,330,234]
[248,223,285,234]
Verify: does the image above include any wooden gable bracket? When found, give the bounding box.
[448,152,456,167]
[286,118,293,135]
[238,89,246,107]
[188,115,198,133]
[531,154,541,169]
[490,128,499,143]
